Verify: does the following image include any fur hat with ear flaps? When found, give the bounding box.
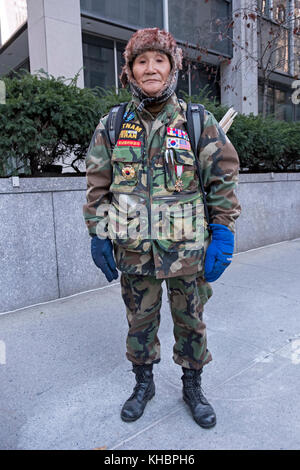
[120,28,183,111]
[120,27,183,87]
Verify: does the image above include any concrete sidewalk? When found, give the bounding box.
[0,239,300,450]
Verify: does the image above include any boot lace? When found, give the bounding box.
[184,377,209,405]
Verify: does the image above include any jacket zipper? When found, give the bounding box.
[148,153,153,240]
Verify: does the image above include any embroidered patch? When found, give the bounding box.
[178,139,191,151]
[123,111,135,122]
[119,122,143,144]
[167,137,191,151]
[121,123,143,133]
[167,127,189,141]
[119,129,138,139]
[117,140,141,147]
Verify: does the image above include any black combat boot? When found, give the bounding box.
[121,364,155,422]
[181,367,216,428]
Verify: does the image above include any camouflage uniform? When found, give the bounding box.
[83,92,241,369]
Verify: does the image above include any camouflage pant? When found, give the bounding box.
[120,272,213,370]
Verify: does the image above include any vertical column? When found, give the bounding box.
[114,40,119,93]
[288,0,295,76]
[27,0,84,88]
[163,0,169,32]
[220,0,258,115]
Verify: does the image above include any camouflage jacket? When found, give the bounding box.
[83,93,241,279]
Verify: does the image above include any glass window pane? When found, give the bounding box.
[117,41,126,87]
[80,0,163,29]
[258,82,274,114]
[274,88,293,121]
[190,63,220,101]
[259,81,296,121]
[296,100,300,121]
[294,35,300,76]
[169,0,231,56]
[82,34,115,89]
[176,59,190,98]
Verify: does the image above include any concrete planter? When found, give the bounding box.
[0,173,299,313]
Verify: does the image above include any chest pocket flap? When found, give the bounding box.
[110,143,143,192]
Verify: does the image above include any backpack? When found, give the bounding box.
[105,101,210,227]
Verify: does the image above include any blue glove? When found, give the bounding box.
[204,224,234,282]
[91,236,118,282]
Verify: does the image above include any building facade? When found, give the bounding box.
[0,0,299,121]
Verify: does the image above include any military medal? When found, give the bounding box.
[174,165,184,192]
[122,165,136,179]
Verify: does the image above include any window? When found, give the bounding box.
[295,35,300,75]
[258,81,297,121]
[82,34,115,89]
[6,58,30,78]
[261,0,273,18]
[190,63,220,100]
[117,42,126,88]
[276,3,286,23]
[80,0,163,29]
[274,27,289,73]
[274,88,293,120]
[258,83,275,115]
[176,59,220,102]
[82,34,126,90]
[168,0,232,56]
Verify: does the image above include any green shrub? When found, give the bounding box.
[227,113,300,171]
[184,90,300,172]
[0,70,104,176]
[0,70,133,176]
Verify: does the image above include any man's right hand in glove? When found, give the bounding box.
[91,236,118,282]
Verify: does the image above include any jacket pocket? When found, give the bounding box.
[108,193,151,253]
[154,151,199,195]
[110,145,142,193]
[152,193,206,252]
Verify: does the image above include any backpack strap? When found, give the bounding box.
[105,102,128,148]
[186,102,211,230]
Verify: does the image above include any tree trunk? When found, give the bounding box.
[28,155,40,176]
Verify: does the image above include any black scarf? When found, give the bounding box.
[130,70,179,112]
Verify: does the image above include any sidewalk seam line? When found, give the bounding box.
[51,192,61,299]
[109,406,183,450]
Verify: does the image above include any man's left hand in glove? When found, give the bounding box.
[204,223,235,282]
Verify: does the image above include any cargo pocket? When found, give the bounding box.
[108,193,151,253]
[162,150,199,194]
[173,150,199,193]
[197,275,213,305]
[152,193,205,252]
[109,145,142,193]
